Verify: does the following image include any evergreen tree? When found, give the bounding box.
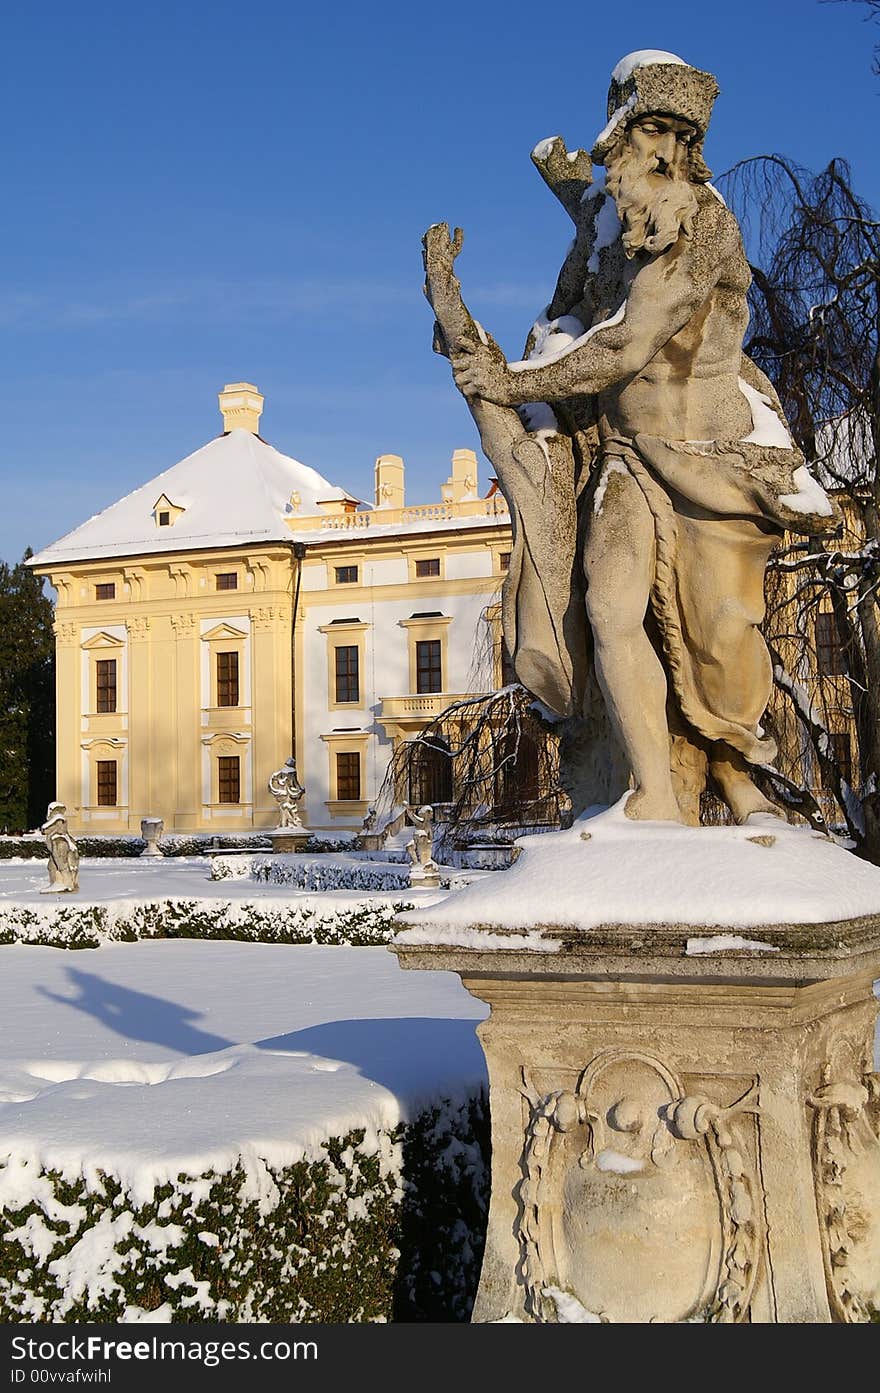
[0,550,55,831]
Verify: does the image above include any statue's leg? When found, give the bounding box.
[584,466,681,823]
[708,744,780,825]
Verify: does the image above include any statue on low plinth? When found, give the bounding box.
[268,758,305,828]
[405,805,440,887]
[395,50,880,1325]
[266,757,310,852]
[423,49,839,827]
[40,802,80,893]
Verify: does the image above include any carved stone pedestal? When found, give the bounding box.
[265,827,311,854]
[393,918,880,1323]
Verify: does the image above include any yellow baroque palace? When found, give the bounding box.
[32,384,512,835]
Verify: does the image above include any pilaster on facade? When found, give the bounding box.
[123,566,147,602]
[250,604,291,632]
[169,563,193,600]
[170,611,198,636]
[54,621,79,646]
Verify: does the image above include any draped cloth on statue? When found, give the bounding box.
[497,427,839,764]
[492,428,589,720]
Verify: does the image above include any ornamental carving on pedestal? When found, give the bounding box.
[808,1060,880,1322]
[515,1049,764,1323]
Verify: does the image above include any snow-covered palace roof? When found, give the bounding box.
[30,383,348,567]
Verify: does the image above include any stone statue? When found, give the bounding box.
[40,802,80,893]
[423,50,840,827]
[268,757,305,829]
[406,804,440,885]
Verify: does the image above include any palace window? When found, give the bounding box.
[816,612,847,676]
[95,583,115,601]
[336,751,361,801]
[416,639,442,694]
[218,755,241,804]
[499,551,511,572]
[96,760,117,807]
[217,651,240,707]
[829,732,853,787]
[408,736,453,806]
[335,565,358,584]
[415,557,441,578]
[96,659,117,714]
[216,573,238,591]
[334,645,359,704]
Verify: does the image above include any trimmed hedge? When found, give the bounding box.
[0,837,146,860]
[211,854,411,892]
[0,1093,489,1322]
[0,834,352,861]
[0,897,412,950]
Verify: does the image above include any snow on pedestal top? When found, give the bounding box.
[395,797,880,944]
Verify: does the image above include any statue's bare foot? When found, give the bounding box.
[624,788,683,823]
[742,809,786,828]
[724,784,781,826]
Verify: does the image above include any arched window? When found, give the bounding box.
[494,726,541,817]
[408,736,453,807]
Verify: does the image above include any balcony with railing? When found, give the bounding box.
[377,691,472,734]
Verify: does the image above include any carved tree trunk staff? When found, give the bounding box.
[424,224,590,722]
[423,226,627,810]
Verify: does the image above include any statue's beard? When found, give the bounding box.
[605,144,700,257]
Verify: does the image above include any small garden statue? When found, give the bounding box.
[40,802,80,894]
[406,805,440,886]
[268,758,305,829]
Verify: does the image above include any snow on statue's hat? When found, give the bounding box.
[591,50,720,169]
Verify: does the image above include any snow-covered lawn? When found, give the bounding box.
[0,940,489,1321]
[0,941,487,1187]
[0,853,432,906]
[0,855,450,949]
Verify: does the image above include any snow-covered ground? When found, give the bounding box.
[0,941,488,1202]
[0,854,437,908]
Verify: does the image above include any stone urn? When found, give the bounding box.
[140,817,164,857]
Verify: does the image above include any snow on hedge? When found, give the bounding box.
[0,942,489,1321]
[210,852,412,891]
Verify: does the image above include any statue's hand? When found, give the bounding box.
[450,337,516,405]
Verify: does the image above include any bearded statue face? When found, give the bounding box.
[604,114,701,258]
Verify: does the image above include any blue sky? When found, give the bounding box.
[2,0,878,565]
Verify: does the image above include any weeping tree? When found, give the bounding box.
[372,686,568,859]
[718,155,880,860]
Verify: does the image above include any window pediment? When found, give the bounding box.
[201,622,248,643]
[81,631,125,650]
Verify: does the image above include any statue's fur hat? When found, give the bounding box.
[591,53,719,172]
